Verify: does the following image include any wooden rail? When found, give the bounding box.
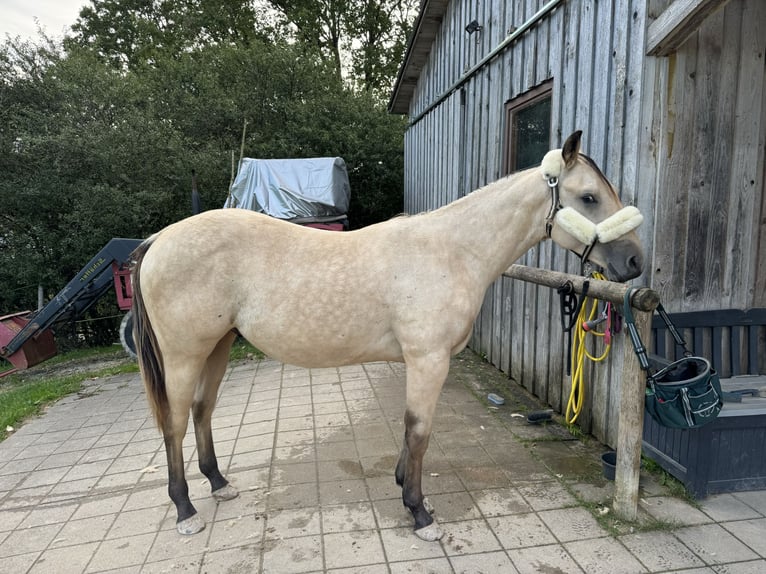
[502,264,659,520]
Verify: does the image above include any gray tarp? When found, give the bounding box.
[224,157,350,220]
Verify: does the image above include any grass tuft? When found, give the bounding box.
[1,372,86,441]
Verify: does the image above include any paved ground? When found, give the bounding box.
[1,351,765,573]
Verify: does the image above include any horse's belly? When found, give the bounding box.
[239,312,404,368]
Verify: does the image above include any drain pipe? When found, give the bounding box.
[408,0,565,127]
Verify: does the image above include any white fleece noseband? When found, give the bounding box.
[540,149,643,254]
[555,206,643,244]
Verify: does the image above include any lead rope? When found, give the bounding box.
[565,271,613,424]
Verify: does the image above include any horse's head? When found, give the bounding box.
[540,131,645,281]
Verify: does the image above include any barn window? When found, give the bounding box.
[504,81,553,174]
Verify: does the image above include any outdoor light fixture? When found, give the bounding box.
[465,19,483,34]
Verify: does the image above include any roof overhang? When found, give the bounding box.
[388,0,450,115]
[647,0,732,56]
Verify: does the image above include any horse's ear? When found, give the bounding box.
[562,131,583,167]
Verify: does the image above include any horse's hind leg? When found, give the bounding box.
[161,362,204,535]
[193,332,238,502]
[398,352,450,542]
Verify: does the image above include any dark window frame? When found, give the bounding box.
[503,80,554,175]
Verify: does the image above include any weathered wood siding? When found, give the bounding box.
[401,0,766,447]
[647,0,766,311]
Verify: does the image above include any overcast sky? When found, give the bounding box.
[3,0,87,40]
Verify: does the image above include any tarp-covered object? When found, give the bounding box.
[225,157,350,221]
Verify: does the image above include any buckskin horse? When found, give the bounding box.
[131,131,644,540]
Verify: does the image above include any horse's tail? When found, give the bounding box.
[131,236,168,432]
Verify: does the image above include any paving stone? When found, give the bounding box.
[0,550,40,574]
[323,529,386,569]
[200,545,260,574]
[441,518,502,556]
[720,518,766,557]
[674,524,759,565]
[372,498,413,529]
[317,478,368,505]
[449,550,519,573]
[733,491,766,516]
[701,494,763,522]
[455,465,513,490]
[426,491,483,523]
[53,514,115,546]
[327,564,389,574]
[321,501,377,533]
[421,471,466,497]
[366,475,402,500]
[0,522,62,556]
[84,531,155,572]
[28,541,99,574]
[268,482,320,510]
[471,487,532,517]
[565,537,648,573]
[0,472,27,492]
[146,526,212,563]
[388,557,454,573]
[260,534,322,573]
[487,512,557,549]
[264,507,321,539]
[517,481,578,511]
[538,507,608,542]
[508,543,584,574]
[271,462,317,486]
[0,508,29,533]
[380,525,447,562]
[317,459,365,482]
[640,496,714,526]
[620,530,706,571]
[18,502,78,528]
[711,559,766,573]
[106,505,167,539]
[20,466,70,489]
[140,553,205,574]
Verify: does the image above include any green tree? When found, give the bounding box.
[67,0,277,69]
[249,1,416,93]
[1,1,412,348]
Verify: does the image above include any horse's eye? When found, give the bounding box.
[581,194,597,205]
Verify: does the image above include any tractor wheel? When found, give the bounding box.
[119,311,137,359]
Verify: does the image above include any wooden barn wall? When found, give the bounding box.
[402,0,653,447]
[646,0,766,312]
[400,0,765,447]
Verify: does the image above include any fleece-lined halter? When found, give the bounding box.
[540,149,643,265]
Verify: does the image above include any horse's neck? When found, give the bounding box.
[427,169,550,284]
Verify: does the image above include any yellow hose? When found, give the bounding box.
[566,272,611,424]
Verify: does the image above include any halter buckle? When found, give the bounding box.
[544,177,561,238]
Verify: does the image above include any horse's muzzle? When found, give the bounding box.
[606,242,644,282]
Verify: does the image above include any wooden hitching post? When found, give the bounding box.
[613,306,652,520]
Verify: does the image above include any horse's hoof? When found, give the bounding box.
[423,497,435,514]
[414,520,444,542]
[212,483,239,502]
[177,514,205,535]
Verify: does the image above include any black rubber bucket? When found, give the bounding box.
[601,451,617,480]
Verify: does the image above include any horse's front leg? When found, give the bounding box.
[398,352,450,541]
